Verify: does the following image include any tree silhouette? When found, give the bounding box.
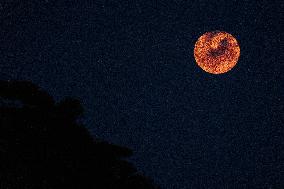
[0,80,160,189]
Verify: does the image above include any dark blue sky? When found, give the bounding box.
[1,0,283,188]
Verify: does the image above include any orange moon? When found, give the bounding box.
[194,31,240,74]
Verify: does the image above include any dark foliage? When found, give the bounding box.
[0,80,160,189]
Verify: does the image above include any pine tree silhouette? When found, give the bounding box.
[0,80,160,189]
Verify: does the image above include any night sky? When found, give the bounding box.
[1,0,283,188]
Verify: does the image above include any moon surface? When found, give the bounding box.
[194,31,240,74]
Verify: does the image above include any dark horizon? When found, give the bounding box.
[0,0,283,188]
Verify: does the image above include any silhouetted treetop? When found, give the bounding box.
[0,80,160,189]
[0,80,54,108]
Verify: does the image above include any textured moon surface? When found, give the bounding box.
[194,31,240,74]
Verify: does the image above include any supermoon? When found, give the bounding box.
[194,31,240,74]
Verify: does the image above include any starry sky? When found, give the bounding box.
[0,0,283,188]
